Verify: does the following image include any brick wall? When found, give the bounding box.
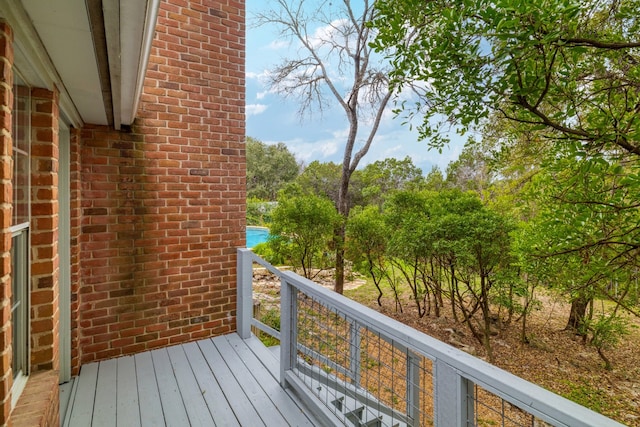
[0,20,13,427]
[30,87,60,373]
[69,127,81,375]
[11,371,59,427]
[75,0,246,365]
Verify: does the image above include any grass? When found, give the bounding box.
[257,308,281,347]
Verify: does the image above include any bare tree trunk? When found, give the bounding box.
[334,233,345,294]
[565,294,591,334]
[334,166,352,294]
[450,264,460,323]
[479,273,494,363]
[257,2,393,296]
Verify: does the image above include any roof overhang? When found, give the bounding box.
[0,0,160,129]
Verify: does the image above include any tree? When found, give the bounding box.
[268,194,341,279]
[346,205,390,307]
[293,161,341,203]
[382,188,516,360]
[522,153,640,336]
[256,0,393,293]
[445,143,493,199]
[372,0,640,348]
[247,137,300,200]
[372,0,640,158]
[359,156,424,207]
[383,190,438,318]
[423,166,445,192]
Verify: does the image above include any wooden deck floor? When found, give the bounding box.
[62,333,321,427]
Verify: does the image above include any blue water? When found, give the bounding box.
[246,226,270,248]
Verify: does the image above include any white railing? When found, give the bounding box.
[237,248,624,427]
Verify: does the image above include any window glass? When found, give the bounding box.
[12,74,29,226]
[10,232,27,380]
[10,71,30,399]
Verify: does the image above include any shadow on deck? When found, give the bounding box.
[61,333,321,427]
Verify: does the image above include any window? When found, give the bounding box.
[10,73,30,405]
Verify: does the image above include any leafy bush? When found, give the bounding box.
[247,197,276,226]
[258,309,281,347]
[251,242,286,265]
[268,194,340,279]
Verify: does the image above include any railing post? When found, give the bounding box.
[349,321,362,386]
[236,248,254,339]
[434,359,474,427]
[406,350,421,425]
[280,277,298,388]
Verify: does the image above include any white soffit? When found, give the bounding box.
[22,0,108,125]
[8,0,159,128]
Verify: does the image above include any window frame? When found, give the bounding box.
[10,71,31,408]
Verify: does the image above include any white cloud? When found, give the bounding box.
[292,138,340,162]
[268,39,290,50]
[246,104,268,117]
[309,19,350,49]
[262,135,341,165]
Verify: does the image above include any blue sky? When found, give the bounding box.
[245,1,465,175]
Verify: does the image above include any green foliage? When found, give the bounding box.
[587,314,629,351]
[268,194,341,279]
[346,205,389,306]
[379,189,518,359]
[359,156,425,207]
[284,161,367,210]
[246,197,276,226]
[423,166,445,192]
[372,0,640,158]
[372,0,640,354]
[561,379,609,414]
[251,242,285,266]
[258,309,281,347]
[520,153,640,322]
[284,161,343,206]
[247,137,299,200]
[445,143,494,199]
[583,313,631,370]
[346,205,387,273]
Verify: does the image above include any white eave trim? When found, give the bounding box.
[103,0,121,130]
[119,0,160,127]
[0,0,83,128]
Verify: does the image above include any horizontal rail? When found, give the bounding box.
[237,248,624,427]
[250,318,281,340]
[296,361,412,425]
[278,269,624,427]
[237,249,284,340]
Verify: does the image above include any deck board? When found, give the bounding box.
[135,351,165,427]
[65,362,98,427]
[166,344,214,426]
[182,341,240,427]
[224,334,316,427]
[63,333,321,427]
[197,338,266,427]
[151,348,191,427]
[116,355,141,426]
[92,358,117,427]
[213,336,290,426]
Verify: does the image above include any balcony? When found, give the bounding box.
[62,249,624,426]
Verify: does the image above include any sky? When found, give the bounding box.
[244,0,465,175]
